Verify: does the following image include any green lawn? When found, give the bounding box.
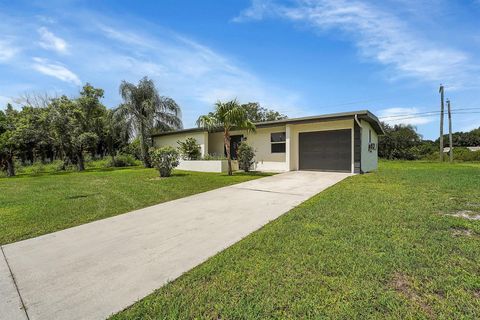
[111,161,480,320]
[0,167,269,245]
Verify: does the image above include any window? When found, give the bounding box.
[271,132,286,153]
[369,129,372,143]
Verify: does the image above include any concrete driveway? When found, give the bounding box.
[1,171,351,320]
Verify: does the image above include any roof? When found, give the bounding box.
[151,110,385,137]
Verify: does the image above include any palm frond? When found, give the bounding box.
[196,115,220,132]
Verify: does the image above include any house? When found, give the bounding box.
[152,110,384,173]
[443,146,480,153]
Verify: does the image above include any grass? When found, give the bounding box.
[0,167,270,245]
[110,161,480,320]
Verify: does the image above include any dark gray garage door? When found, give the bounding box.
[299,129,351,172]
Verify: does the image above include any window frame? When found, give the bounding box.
[270,132,286,154]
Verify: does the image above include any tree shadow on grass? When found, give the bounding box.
[3,166,146,179]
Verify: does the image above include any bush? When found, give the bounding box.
[30,162,45,175]
[452,147,480,161]
[123,138,142,160]
[177,138,201,160]
[149,146,180,177]
[237,143,255,172]
[105,154,138,168]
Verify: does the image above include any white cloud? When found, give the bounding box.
[232,0,276,22]
[0,10,302,127]
[32,57,81,85]
[93,23,302,124]
[235,0,477,87]
[38,27,68,53]
[378,107,435,125]
[0,40,20,62]
[0,95,13,106]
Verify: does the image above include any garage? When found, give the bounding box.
[298,129,352,172]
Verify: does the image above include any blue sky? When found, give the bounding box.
[1,0,479,139]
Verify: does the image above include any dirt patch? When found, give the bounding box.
[451,228,473,237]
[443,210,480,221]
[474,290,480,299]
[391,273,435,319]
[451,210,480,220]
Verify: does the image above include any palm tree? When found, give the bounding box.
[104,109,130,163]
[118,77,182,167]
[197,99,255,175]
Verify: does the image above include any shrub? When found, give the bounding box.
[237,143,255,172]
[105,154,138,168]
[122,138,142,160]
[451,147,480,161]
[30,162,45,175]
[149,146,180,177]
[177,138,201,160]
[51,160,64,172]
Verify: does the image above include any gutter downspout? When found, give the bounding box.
[354,114,362,128]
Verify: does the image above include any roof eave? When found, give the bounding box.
[151,110,385,137]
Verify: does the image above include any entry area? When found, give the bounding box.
[298,129,352,172]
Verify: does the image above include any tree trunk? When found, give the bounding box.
[224,130,232,176]
[139,123,151,168]
[77,152,85,171]
[6,157,15,177]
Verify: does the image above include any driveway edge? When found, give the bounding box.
[0,246,29,320]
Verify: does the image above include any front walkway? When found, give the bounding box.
[1,171,351,320]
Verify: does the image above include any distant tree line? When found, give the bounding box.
[379,122,480,161]
[0,77,286,177]
[0,77,182,176]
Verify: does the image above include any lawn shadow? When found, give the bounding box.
[2,166,146,179]
[65,193,96,200]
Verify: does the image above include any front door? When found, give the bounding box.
[225,135,243,159]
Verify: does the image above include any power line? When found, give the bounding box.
[379,111,480,121]
[379,108,480,119]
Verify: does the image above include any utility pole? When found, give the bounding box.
[447,99,453,162]
[439,85,445,162]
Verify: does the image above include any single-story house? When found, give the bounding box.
[443,146,480,153]
[152,110,384,173]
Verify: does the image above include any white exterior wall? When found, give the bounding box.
[227,126,288,172]
[207,132,224,157]
[360,120,378,172]
[153,131,208,157]
[287,119,354,172]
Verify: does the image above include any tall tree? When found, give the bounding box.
[240,102,287,122]
[378,122,422,160]
[118,77,182,167]
[72,84,106,170]
[197,99,256,176]
[49,84,106,171]
[13,106,53,164]
[103,108,130,162]
[0,104,19,176]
